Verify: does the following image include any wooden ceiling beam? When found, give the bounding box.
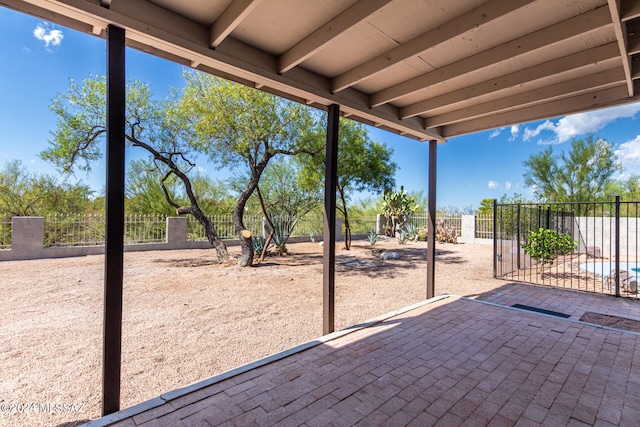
[441,85,631,137]
[278,0,394,74]
[426,68,626,127]
[209,0,263,48]
[371,6,613,107]
[330,0,536,93]
[607,0,634,95]
[621,0,640,21]
[400,43,621,119]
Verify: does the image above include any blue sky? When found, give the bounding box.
[3,7,640,211]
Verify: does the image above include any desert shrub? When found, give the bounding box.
[522,228,576,266]
[436,219,458,243]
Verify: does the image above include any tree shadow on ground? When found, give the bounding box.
[148,243,468,279]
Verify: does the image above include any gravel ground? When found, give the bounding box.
[0,239,501,426]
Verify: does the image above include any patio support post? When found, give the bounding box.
[426,140,437,299]
[102,24,126,416]
[615,195,621,297]
[323,104,339,335]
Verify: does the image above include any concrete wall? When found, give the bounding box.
[0,216,345,261]
[574,216,640,258]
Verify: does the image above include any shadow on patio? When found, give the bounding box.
[86,282,640,427]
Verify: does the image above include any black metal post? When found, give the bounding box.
[323,104,339,335]
[615,195,621,297]
[546,206,551,230]
[516,203,521,270]
[426,140,437,299]
[103,24,126,416]
[493,199,497,278]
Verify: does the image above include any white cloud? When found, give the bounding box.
[615,135,640,179]
[489,128,502,140]
[505,181,512,191]
[197,166,206,173]
[522,120,555,142]
[33,23,64,49]
[509,125,519,141]
[522,104,640,144]
[488,180,500,189]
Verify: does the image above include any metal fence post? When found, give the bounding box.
[517,203,521,270]
[615,195,621,297]
[493,199,497,278]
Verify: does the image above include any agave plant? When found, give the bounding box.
[402,222,418,241]
[253,236,266,257]
[367,230,378,246]
[270,215,299,256]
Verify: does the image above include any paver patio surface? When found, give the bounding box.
[90,284,640,426]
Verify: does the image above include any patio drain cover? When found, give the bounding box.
[511,304,570,318]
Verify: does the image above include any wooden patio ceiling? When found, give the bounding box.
[4,0,640,143]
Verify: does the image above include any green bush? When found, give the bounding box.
[522,228,576,266]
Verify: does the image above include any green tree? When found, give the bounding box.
[41,75,234,263]
[477,198,494,216]
[127,159,233,216]
[299,118,397,250]
[0,159,92,216]
[523,135,621,209]
[179,72,322,266]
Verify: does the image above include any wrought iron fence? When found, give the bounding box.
[44,213,168,247]
[294,215,324,240]
[475,213,493,239]
[124,214,166,244]
[348,215,377,234]
[0,214,10,250]
[187,214,262,241]
[45,214,107,247]
[494,198,640,299]
[186,214,323,241]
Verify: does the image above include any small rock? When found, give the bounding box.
[380,251,400,260]
[587,246,602,258]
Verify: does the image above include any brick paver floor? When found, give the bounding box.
[90,286,640,427]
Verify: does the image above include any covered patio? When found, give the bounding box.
[4,0,640,425]
[92,285,640,426]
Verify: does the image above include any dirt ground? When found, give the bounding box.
[0,239,502,426]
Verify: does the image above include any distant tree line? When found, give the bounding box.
[478,135,640,216]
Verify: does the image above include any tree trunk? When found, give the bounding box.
[234,171,262,267]
[338,186,351,250]
[178,205,233,263]
[256,185,274,264]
